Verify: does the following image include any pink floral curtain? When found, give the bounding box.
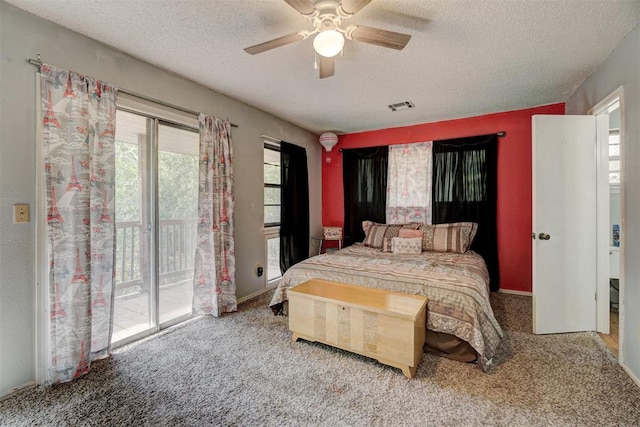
[41,64,118,383]
[193,114,236,316]
[386,142,433,224]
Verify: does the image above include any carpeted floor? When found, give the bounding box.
[1,291,639,426]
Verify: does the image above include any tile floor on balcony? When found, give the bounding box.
[112,279,193,344]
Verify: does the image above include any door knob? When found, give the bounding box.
[538,233,551,240]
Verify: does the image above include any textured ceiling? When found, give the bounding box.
[7,0,640,134]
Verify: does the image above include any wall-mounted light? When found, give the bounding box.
[319,132,339,152]
[313,30,344,58]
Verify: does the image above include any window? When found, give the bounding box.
[609,129,620,185]
[264,142,282,284]
[265,232,282,283]
[264,144,281,227]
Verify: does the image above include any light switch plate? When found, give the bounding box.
[14,204,30,224]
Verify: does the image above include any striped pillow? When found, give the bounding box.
[362,221,421,249]
[420,222,478,253]
[381,237,393,253]
[362,222,389,248]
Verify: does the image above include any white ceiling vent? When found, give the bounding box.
[388,101,415,112]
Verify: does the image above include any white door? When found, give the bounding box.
[532,115,597,334]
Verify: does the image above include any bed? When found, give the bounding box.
[269,244,503,371]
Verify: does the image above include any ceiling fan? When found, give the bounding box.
[244,0,412,79]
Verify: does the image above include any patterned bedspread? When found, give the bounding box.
[269,244,503,371]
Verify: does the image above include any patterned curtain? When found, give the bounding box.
[385,142,433,224]
[41,64,118,383]
[193,114,236,316]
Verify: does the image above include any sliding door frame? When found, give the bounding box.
[110,99,199,348]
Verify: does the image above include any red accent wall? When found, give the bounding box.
[321,103,565,293]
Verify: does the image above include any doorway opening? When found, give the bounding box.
[591,90,624,360]
[111,107,199,346]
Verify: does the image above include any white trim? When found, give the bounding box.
[590,87,625,360]
[266,278,281,288]
[263,226,281,236]
[0,381,36,402]
[237,287,274,304]
[588,86,624,115]
[596,112,610,334]
[498,288,532,296]
[261,135,282,146]
[118,92,198,129]
[621,362,640,389]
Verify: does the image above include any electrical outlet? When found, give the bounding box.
[256,263,263,277]
[13,204,30,224]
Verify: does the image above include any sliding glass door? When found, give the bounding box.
[112,109,198,345]
[157,124,198,324]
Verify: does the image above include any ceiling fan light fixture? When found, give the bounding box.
[313,30,344,58]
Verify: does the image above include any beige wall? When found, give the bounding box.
[566,23,640,383]
[0,1,321,397]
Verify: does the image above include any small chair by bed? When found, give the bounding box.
[313,226,343,254]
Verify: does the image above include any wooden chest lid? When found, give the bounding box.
[288,279,427,320]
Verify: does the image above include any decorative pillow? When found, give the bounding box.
[391,237,423,254]
[398,228,423,238]
[420,222,478,253]
[362,220,376,236]
[381,237,393,253]
[362,222,389,248]
[362,221,421,248]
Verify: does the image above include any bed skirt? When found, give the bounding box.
[425,329,477,363]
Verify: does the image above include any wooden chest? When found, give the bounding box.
[288,279,427,378]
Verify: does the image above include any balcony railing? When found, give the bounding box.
[115,219,198,298]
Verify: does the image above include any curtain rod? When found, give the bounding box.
[28,56,238,128]
[338,132,506,152]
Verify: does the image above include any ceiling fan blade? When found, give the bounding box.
[244,33,305,55]
[340,0,372,15]
[348,25,411,50]
[318,56,335,79]
[284,0,317,15]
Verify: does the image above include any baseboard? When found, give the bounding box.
[621,362,640,389]
[498,288,532,296]
[0,381,36,402]
[238,287,274,304]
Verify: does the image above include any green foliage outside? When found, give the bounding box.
[158,150,198,220]
[115,141,198,222]
[115,141,140,222]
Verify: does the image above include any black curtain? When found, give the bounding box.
[342,146,389,246]
[432,134,499,291]
[280,141,310,273]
